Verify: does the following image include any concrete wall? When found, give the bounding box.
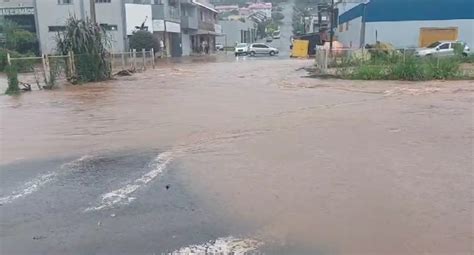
[36,0,84,54]
[96,2,125,52]
[365,19,474,48]
[336,16,363,48]
[216,20,256,47]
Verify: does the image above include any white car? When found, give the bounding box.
[248,43,279,56]
[216,43,224,51]
[234,43,249,56]
[415,41,470,57]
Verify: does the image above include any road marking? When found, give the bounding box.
[0,172,57,205]
[0,155,93,205]
[170,236,263,255]
[84,152,173,212]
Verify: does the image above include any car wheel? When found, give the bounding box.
[235,53,239,57]
[462,52,468,57]
[269,51,275,56]
[250,51,256,56]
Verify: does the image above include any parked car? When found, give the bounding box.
[273,30,281,39]
[216,43,224,51]
[248,43,279,56]
[234,43,249,56]
[415,41,470,57]
[266,37,273,43]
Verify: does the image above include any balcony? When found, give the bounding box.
[152,4,180,22]
[198,21,215,32]
[181,16,198,30]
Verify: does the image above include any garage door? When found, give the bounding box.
[419,27,458,47]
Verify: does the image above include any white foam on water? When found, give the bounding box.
[84,152,173,212]
[0,172,57,205]
[170,236,263,255]
[0,155,94,205]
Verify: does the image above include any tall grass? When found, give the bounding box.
[344,54,465,81]
[56,16,111,83]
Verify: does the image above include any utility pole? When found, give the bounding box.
[329,0,334,52]
[89,0,97,23]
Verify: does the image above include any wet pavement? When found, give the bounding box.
[1,3,473,254]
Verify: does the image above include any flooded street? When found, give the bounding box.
[1,54,473,254]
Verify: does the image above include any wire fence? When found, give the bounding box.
[314,48,474,78]
[6,49,156,90]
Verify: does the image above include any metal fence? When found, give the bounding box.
[109,49,155,72]
[313,48,473,77]
[6,49,156,90]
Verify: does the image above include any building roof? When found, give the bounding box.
[193,0,218,13]
[248,3,272,10]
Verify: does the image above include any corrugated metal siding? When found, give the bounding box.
[339,0,474,24]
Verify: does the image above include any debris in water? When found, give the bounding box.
[110,213,116,217]
[32,236,46,240]
[165,184,170,190]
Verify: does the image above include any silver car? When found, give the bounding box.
[248,43,279,56]
[415,41,470,57]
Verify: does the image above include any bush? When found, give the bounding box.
[56,17,111,83]
[350,64,387,80]
[272,12,285,21]
[5,65,20,95]
[389,56,426,81]
[424,57,461,80]
[129,30,158,51]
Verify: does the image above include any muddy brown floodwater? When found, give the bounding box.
[1,57,473,254]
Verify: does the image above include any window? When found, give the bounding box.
[439,43,449,50]
[95,0,111,3]
[100,24,118,31]
[154,0,162,4]
[49,26,66,32]
[58,0,73,4]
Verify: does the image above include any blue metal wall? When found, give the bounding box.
[339,0,474,24]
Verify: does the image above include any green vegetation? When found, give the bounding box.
[56,17,111,83]
[347,55,465,81]
[0,21,38,72]
[271,12,285,21]
[129,30,159,51]
[5,65,20,95]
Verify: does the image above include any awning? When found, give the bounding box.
[193,30,223,36]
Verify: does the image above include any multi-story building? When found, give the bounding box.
[180,0,219,55]
[152,0,182,57]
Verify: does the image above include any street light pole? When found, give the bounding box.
[329,0,334,52]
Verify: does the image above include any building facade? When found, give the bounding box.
[216,19,256,47]
[0,0,38,49]
[36,0,155,54]
[180,0,219,55]
[336,0,474,49]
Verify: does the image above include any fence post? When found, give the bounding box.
[121,52,125,69]
[151,48,155,69]
[132,49,137,69]
[42,54,50,85]
[67,51,73,77]
[142,48,146,71]
[7,53,11,66]
[324,49,329,72]
[129,50,133,69]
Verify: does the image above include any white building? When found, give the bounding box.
[335,0,474,49]
[36,0,153,54]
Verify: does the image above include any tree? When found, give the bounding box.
[129,30,158,51]
[56,17,111,82]
[1,20,39,55]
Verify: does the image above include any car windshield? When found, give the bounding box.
[236,43,247,47]
[427,41,442,48]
